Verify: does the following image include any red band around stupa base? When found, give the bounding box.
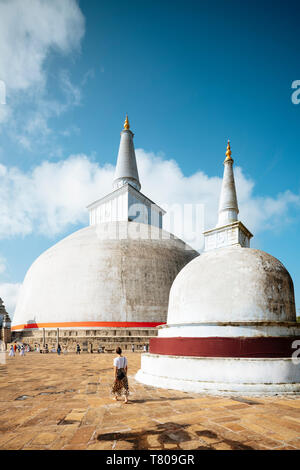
[11,321,165,331]
[149,336,300,358]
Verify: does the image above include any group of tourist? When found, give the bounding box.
[131,343,148,352]
[8,343,72,356]
[8,343,29,357]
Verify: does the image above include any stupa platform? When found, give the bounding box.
[11,326,158,352]
[0,352,299,450]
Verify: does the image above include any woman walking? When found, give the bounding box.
[111,347,129,403]
[9,345,15,357]
[19,345,25,357]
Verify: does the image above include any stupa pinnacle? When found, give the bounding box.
[204,140,252,251]
[217,140,239,227]
[113,114,141,191]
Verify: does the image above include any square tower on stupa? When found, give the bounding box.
[87,115,165,228]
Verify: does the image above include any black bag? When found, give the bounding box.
[116,356,126,380]
[117,369,125,380]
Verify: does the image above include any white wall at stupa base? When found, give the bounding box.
[135,354,300,395]
[157,322,300,338]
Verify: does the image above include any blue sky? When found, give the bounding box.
[0,0,299,314]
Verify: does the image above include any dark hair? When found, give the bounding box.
[116,347,122,355]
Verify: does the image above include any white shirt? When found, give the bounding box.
[113,356,127,369]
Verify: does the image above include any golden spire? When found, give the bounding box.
[224,139,233,163]
[124,114,130,130]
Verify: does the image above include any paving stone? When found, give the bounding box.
[275,445,298,450]
[220,422,246,432]
[212,441,236,450]
[0,433,37,450]
[163,443,179,449]
[238,440,267,450]
[285,438,300,448]
[1,353,300,450]
[0,432,16,446]
[179,439,207,450]
[68,425,95,445]
[87,441,114,450]
[212,416,241,423]
[62,443,88,450]
[115,440,136,450]
[23,445,48,450]
[146,434,161,447]
[30,432,58,445]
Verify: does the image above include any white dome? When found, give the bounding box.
[12,222,198,329]
[167,246,296,325]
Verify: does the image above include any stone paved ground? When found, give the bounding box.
[0,352,299,450]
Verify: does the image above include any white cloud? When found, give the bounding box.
[59,69,82,107]
[0,150,299,250]
[0,156,113,238]
[0,256,6,275]
[0,0,84,92]
[0,282,21,317]
[136,151,300,245]
[0,0,85,148]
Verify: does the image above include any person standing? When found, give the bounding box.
[131,344,135,353]
[9,345,15,358]
[57,344,61,355]
[76,343,81,355]
[111,347,129,403]
[19,345,25,357]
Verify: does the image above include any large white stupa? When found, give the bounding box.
[136,141,300,395]
[11,116,198,349]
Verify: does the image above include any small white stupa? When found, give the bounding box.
[136,141,300,395]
